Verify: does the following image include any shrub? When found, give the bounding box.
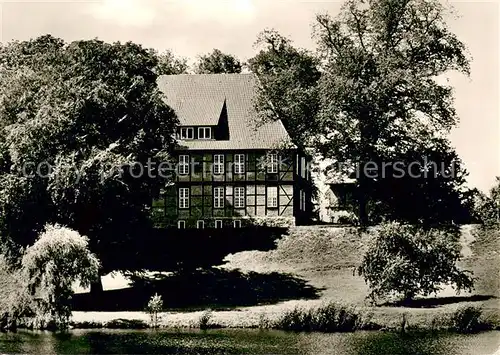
[357,222,474,303]
[21,224,100,329]
[198,309,213,330]
[330,210,359,225]
[105,319,149,329]
[258,312,271,329]
[448,306,492,333]
[273,302,369,332]
[146,293,163,328]
[0,255,32,330]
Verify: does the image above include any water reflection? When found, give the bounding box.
[0,329,498,355]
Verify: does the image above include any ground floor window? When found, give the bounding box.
[214,187,224,208]
[215,220,223,229]
[177,220,185,229]
[233,220,241,228]
[234,187,245,208]
[197,220,204,229]
[267,186,278,208]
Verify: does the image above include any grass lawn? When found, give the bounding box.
[72,224,500,329]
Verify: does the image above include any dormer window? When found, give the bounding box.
[180,127,194,140]
[198,127,211,140]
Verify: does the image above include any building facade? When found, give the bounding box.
[151,73,312,229]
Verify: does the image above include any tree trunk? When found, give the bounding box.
[358,116,371,227]
[90,276,104,295]
[357,163,369,227]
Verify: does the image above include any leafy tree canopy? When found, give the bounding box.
[473,177,500,225]
[0,35,178,273]
[250,1,473,225]
[194,48,242,74]
[248,29,322,146]
[155,49,188,75]
[22,224,100,328]
[358,222,474,303]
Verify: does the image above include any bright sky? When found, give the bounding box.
[0,0,498,193]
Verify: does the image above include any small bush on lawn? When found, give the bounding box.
[273,303,370,332]
[146,293,163,328]
[70,321,105,329]
[358,222,474,304]
[447,306,493,333]
[198,309,220,330]
[105,319,149,329]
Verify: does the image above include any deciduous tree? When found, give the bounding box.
[194,48,242,74]
[358,222,474,304]
[22,224,100,328]
[0,35,178,291]
[313,0,471,224]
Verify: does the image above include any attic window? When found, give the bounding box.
[198,127,211,139]
[180,127,194,140]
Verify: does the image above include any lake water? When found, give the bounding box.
[0,329,498,355]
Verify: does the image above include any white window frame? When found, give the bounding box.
[301,191,306,211]
[179,188,189,209]
[234,154,245,174]
[177,220,185,229]
[233,220,241,228]
[267,153,278,174]
[234,187,245,208]
[214,186,225,208]
[213,154,224,175]
[267,186,278,208]
[198,127,211,140]
[197,220,205,229]
[299,189,303,211]
[178,155,190,175]
[180,127,194,140]
[215,220,223,229]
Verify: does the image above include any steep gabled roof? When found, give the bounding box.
[157,73,294,150]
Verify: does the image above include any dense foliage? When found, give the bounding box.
[194,49,242,74]
[250,0,474,225]
[0,36,178,276]
[473,177,500,226]
[155,49,189,75]
[22,224,100,328]
[248,29,321,146]
[0,225,99,330]
[357,222,474,303]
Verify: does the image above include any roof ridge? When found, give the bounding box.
[159,72,255,78]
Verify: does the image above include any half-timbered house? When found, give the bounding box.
[152,73,312,229]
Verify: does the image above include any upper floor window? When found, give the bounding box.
[198,127,211,139]
[234,187,245,208]
[213,154,224,175]
[214,187,225,208]
[267,154,278,174]
[179,188,189,209]
[178,155,189,175]
[180,127,194,140]
[234,154,245,174]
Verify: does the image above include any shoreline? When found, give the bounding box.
[69,302,500,333]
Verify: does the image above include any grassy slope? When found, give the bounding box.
[222,226,371,304]
[220,225,499,327]
[73,225,500,328]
